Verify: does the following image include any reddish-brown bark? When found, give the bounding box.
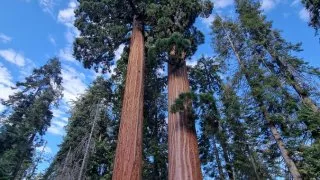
[112,16,145,180]
[168,61,203,180]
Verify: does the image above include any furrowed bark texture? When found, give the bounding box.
[112,16,145,180]
[168,62,202,180]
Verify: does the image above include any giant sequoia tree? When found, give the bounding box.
[149,0,213,179]
[0,58,62,179]
[74,1,149,179]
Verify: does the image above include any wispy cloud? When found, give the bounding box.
[36,145,52,154]
[0,33,12,43]
[213,0,234,9]
[39,0,55,14]
[57,1,79,63]
[201,14,215,28]
[0,63,15,112]
[260,0,280,11]
[299,8,310,22]
[57,1,77,27]
[291,0,300,7]
[48,34,56,46]
[61,65,87,102]
[0,49,26,66]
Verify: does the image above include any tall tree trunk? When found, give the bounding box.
[223,26,302,180]
[262,108,302,180]
[112,16,145,180]
[78,103,100,180]
[218,130,234,180]
[267,48,319,112]
[12,133,36,180]
[168,61,202,180]
[246,145,261,180]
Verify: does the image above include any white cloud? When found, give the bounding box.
[213,0,233,8]
[57,1,77,27]
[201,14,215,28]
[115,44,125,61]
[291,0,300,7]
[52,108,65,118]
[0,33,12,43]
[48,117,68,136]
[260,0,280,11]
[57,1,80,63]
[39,0,55,14]
[59,48,75,62]
[48,125,65,136]
[0,64,15,112]
[61,65,87,102]
[0,49,26,66]
[48,34,56,46]
[299,8,310,22]
[36,145,52,154]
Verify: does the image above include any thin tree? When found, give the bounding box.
[235,0,319,113]
[212,16,302,179]
[0,58,62,179]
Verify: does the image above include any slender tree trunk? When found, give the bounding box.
[213,137,225,179]
[168,60,202,180]
[267,49,319,112]
[262,108,302,180]
[246,145,261,180]
[112,15,145,180]
[12,133,36,180]
[78,103,100,180]
[62,147,72,176]
[218,130,234,180]
[223,26,302,180]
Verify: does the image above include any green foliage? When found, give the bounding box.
[0,58,63,179]
[299,140,320,178]
[302,0,320,33]
[147,0,212,66]
[44,77,116,179]
[142,50,168,179]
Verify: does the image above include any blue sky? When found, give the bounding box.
[0,0,319,173]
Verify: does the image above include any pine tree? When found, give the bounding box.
[212,16,303,179]
[44,77,116,179]
[235,0,319,113]
[0,58,63,179]
[189,57,270,179]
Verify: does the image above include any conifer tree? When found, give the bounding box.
[44,77,116,179]
[0,58,63,179]
[302,0,320,33]
[235,0,319,113]
[73,1,152,178]
[142,48,168,179]
[189,57,270,179]
[212,16,303,179]
[149,0,213,179]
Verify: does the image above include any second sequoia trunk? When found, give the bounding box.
[168,61,202,180]
[112,16,145,180]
